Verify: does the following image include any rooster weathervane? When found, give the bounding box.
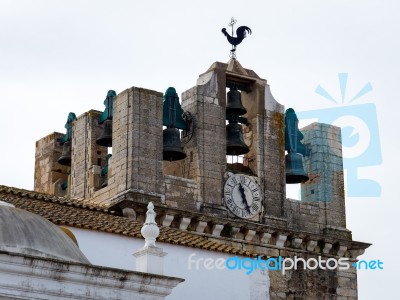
[221,17,252,59]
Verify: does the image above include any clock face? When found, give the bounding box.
[224,174,262,219]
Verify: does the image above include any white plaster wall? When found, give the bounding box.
[68,227,270,300]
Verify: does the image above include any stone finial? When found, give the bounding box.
[141,202,160,247]
[134,202,167,275]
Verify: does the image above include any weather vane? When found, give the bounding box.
[221,17,252,59]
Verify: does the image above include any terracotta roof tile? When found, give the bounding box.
[0,185,255,257]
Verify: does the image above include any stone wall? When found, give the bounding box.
[91,87,165,207]
[164,175,198,210]
[269,251,358,300]
[70,110,106,199]
[301,123,347,229]
[284,122,349,240]
[114,87,164,195]
[34,132,68,196]
[262,85,286,220]
[180,69,226,214]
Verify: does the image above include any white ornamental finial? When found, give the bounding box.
[140,202,160,247]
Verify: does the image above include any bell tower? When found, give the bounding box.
[32,21,369,298]
[33,58,347,231]
[177,59,286,221]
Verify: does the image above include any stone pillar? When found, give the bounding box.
[34,132,69,196]
[110,87,164,197]
[70,110,107,199]
[181,65,227,213]
[261,84,286,219]
[301,123,346,228]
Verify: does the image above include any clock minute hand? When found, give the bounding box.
[238,183,251,214]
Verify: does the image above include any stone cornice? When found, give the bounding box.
[0,251,183,300]
[110,196,371,259]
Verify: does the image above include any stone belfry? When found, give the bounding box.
[35,58,287,219]
[29,16,376,300]
[35,57,350,234]
[177,59,286,222]
[34,29,370,297]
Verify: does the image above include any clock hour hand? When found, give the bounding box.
[238,183,251,214]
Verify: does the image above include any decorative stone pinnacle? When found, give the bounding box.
[141,202,160,247]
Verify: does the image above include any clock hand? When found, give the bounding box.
[238,183,251,214]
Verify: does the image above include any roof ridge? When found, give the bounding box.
[0,185,258,257]
[0,185,107,212]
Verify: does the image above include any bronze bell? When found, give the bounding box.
[96,119,112,147]
[285,153,309,184]
[226,122,250,156]
[58,141,72,166]
[226,87,247,116]
[163,128,186,161]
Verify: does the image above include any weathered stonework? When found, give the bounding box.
[71,110,107,199]
[34,132,69,197]
[33,59,370,299]
[301,123,347,229]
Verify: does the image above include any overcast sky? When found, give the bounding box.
[0,1,398,298]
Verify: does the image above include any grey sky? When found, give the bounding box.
[0,1,398,298]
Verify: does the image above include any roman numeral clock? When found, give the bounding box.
[224,173,262,220]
